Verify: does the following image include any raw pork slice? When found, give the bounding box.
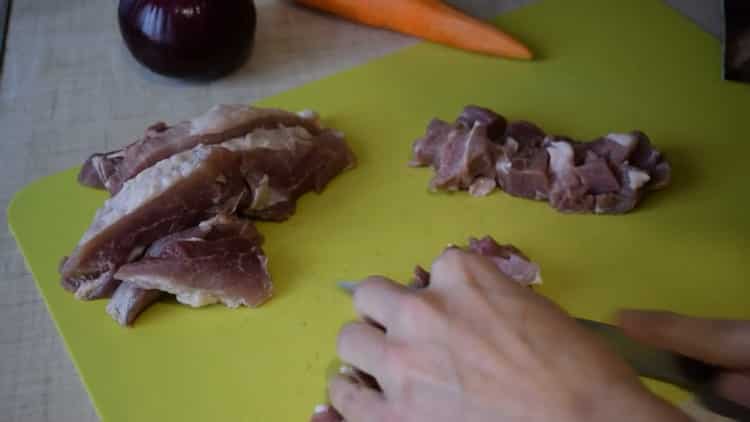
[79,105,322,195]
[411,105,671,214]
[115,214,271,310]
[62,116,355,301]
[60,145,249,300]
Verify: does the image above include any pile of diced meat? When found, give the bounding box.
[60,105,356,326]
[311,235,541,422]
[410,105,671,213]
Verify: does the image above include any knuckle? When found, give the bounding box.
[329,377,357,411]
[432,248,479,281]
[354,276,388,304]
[336,321,361,353]
[382,343,409,377]
[397,295,438,332]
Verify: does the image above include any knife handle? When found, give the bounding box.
[696,383,750,421]
[677,355,750,420]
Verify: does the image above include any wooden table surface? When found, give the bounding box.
[0,1,723,421]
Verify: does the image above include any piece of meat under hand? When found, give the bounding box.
[115,214,272,310]
[78,105,323,195]
[411,235,542,288]
[410,105,671,214]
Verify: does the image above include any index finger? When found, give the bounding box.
[617,310,750,368]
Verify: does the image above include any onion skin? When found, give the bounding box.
[118,0,256,79]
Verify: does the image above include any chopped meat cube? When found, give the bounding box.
[429,123,498,193]
[574,152,620,195]
[649,161,672,190]
[505,120,546,146]
[497,146,550,200]
[589,133,638,165]
[409,119,454,167]
[410,106,670,214]
[457,105,507,141]
[115,215,272,310]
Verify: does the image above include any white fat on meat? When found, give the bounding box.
[606,133,638,149]
[80,124,316,247]
[222,125,315,209]
[297,109,319,122]
[505,137,519,154]
[469,177,497,197]
[189,105,320,136]
[79,145,211,245]
[546,139,575,177]
[221,125,313,152]
[249,174,289,210]
[122,274,248,308]
[628,169,651,190]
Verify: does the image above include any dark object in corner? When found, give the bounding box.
[724,0,750,83]
[0,0,10,70]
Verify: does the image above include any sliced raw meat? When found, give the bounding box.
[411,236,541,287]
[410,106,670,214]
[106,282,163,326]
[63,120,355,301]
[230,127,356,221]
[61,145,250,300]
[79,105,322,195]
[115,215,272,309]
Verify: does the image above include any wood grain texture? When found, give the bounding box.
[0,1,723,421]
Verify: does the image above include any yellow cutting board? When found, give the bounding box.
[8,1,750,421]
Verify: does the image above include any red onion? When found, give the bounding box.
[118,0,256,79]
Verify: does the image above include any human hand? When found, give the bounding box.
[618,310,750,408]
[316,249,690,422]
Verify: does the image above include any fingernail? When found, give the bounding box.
[314,404,330,414]
[339,365,356,376]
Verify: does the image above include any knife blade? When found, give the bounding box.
[337,281,750,420]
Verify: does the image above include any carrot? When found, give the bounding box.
[295,0,532,60]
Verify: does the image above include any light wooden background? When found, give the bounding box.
[0,1,723,421]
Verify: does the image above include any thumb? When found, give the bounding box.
[716,371,750,408]
[616,310,750,368]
